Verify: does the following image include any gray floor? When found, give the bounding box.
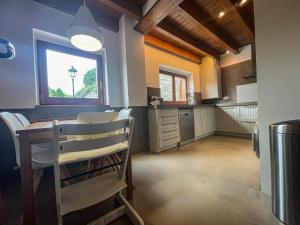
[131,136,281,225]
[3,136,281,225]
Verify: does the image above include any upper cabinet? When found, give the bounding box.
[200,57,222,99]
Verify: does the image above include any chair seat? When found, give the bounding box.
[32,148,54,169]
[61,171,126,216]
[59,142,128,165]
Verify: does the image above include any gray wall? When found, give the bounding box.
[254,0,300,194]
[0,0,123,108]
[221,60,256,102]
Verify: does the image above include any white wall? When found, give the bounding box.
[0,0,123,108]
[220,44,252,68]
[119,15,147,107]
[254,0,300,194]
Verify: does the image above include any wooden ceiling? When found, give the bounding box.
[34,0,255,62]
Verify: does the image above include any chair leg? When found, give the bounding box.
[33,169,44,195]
[116,193,144,225]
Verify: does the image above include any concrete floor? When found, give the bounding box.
[130,136,281,225]
[3,136,282,225]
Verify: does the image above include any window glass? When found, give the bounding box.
[159,74,173,101]
[175,76,187,102]
[46,49,98,99]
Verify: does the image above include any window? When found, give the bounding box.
[159,70,187,104]
[37,40,104,105]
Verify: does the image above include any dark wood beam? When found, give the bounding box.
[179,0,240,54]
[219,0,255,42]
[156,20,219,58]
[94,0,142,20]
[34,0,119,32]
[135,0,184,34]
[145,35,202,64]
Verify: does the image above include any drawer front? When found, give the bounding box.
[159,109,179,147]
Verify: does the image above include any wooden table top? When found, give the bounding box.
[16,120,76,134]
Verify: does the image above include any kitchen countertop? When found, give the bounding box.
[148,102,258,109]
[149,104,215,109]
[216,101,258,107]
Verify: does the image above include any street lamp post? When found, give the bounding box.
[68,66,78,98]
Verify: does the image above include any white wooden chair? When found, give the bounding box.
[0,112,54,192]
[0,112,53,168]
[52,119,144,225]
[118,108,132,120]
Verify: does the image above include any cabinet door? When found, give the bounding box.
[238,106,258,134]
[195,107,216,137]
[201,59,221,99]
[216,107,239,133]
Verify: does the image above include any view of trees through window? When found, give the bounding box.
[46,49,98,99]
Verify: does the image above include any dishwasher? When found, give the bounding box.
[179,108,195,145]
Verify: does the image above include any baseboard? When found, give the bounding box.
[214,131,251,139]
[194,132,215,140]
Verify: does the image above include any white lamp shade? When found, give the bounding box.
[67,3,104,52]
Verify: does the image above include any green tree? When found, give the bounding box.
[76,68,97,98]
[48,87,68,97]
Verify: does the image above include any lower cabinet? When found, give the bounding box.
[149,108,180,153]
[194,107,216,138]
[216,105,258,134]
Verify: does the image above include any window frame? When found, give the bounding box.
[36,40,105,105]
[159,70,188,105]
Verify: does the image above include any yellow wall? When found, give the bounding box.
[144,45,201,92]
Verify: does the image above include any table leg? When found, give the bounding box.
[0,182,3,225]
[126,151,133,199]
[19,133,35,225]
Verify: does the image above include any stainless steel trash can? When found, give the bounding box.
[270,120,300,225]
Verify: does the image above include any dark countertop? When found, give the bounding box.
[149,104,215,109]
[216,101,258,107]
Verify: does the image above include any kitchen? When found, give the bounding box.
[1,1,299,225]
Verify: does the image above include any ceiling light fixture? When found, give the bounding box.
[218,10,226,18]
[66,0,104,52]
[225,50,230,54]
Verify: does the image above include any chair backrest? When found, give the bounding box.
[14,113,30,127]
[118,108,132,120]
[77,112,118,124]
[53,118,134,167]
[0,112,24,166]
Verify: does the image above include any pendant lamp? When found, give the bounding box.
[67,0,104,52]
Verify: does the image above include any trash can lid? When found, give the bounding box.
[270,120,300,135]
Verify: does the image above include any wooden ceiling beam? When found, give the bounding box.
[178,0,240,54]
[145,35,202,64]
[156,20,220,58]
[94,0,142,20]
[219,0,255,43]
[135,0,184,34]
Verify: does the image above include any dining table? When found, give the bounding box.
[16,119,133,225]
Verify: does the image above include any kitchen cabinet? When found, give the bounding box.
[194,107,216,138]
[216,105,258,134]
[200,57,221,99]
[148,108,180,153]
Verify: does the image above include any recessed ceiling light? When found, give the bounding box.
[239,0,248,6]
[218,10,226,18]
[225,50,230,54]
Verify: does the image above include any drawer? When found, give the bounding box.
[160,122,178,132]
[160,130,179,140]
[160,136,179,148]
